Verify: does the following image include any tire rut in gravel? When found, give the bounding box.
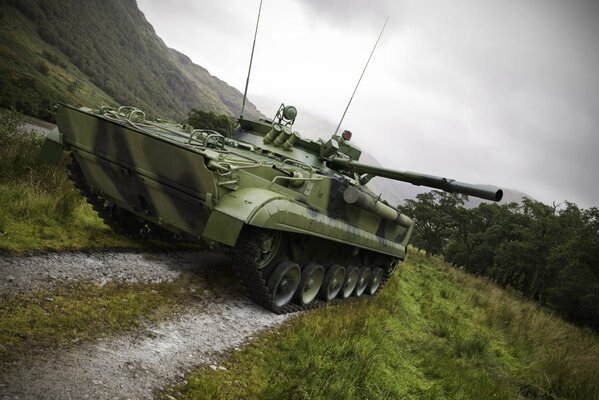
[0,251,290,399]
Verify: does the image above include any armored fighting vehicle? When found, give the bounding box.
[40,103,502,313]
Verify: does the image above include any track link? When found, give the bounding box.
[228,227,395,315]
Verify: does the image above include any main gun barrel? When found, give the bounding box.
[330,158,503,202]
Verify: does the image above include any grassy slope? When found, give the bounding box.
[0,157,179,254]
[172,252,599,400]
[0,181,179,254]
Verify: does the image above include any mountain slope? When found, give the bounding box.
[0,0,261,121]
[170,48,261,119]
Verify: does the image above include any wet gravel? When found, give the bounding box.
[0,251,217,295]
[0,251,291,399]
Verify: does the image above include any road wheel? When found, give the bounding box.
[255,230,283,269]
[354,267,371,297]
[268,260,301,308]
[319,264,345,301]
[295,262,324,305]
[368,267,384,295]
[339,266,359,299]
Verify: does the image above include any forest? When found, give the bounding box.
[399,191,599,331]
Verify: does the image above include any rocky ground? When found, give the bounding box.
[0,251,291,399]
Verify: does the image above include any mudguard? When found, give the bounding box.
[202,188,405,258]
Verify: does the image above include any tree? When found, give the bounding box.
[398,191,466,257]
[186,109,236,136]
[546,205,599,328]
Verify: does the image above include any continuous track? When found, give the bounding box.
[228,228,395,314]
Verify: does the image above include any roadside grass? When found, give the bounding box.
[170,252,599,400]
[0,263,236,364]
[0,109,191,254]
[0,182,191,253]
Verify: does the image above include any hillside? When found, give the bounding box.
[0,0,261,121]
[171,251,599,399]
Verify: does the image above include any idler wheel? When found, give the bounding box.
[339,265,360,299]
[256,231,283,269]
[368,267,384,295]
[295,262,324,305]
[268,261,301,308]
[319,264,345,301]
[354,267,372,297]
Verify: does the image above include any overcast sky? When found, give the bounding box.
[137,0,599,208]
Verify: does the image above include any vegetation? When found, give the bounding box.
[168,251,599,400]
[399,191,465,257]
[187,109,237,136]
[0,0,262,122]
[0,109,191,253]
[0,274,209,363]
[399,191,599,332]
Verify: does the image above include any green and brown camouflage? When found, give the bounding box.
[40,102,502,313]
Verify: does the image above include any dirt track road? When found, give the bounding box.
[0,251,290,399]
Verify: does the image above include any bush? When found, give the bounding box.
[187,109,236,136]
[0,109,79,219]
[0,108,24,146]
[35,61,49,75]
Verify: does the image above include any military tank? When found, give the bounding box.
[39,102,502,313]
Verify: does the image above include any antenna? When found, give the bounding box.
[333,16,389,135]
[240,0,263,120]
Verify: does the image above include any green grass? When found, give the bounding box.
[169,252,599,400]
[0,274,210,363]
[0,181,190,253]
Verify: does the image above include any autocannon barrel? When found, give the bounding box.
[330,158,503,202]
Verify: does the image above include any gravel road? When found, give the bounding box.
[0,251,217,295]
[0,251,291,399]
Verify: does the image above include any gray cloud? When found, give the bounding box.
[137,0,599,207]
[299,0,399,29]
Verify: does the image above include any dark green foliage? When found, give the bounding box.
[34,61,49,75]
[405,192,599,331]
[0,67,58,120]
[398,191,466,257]
[186,109,237,136]
[42,50,67,68]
